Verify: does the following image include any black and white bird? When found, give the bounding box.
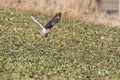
[30,12,61,37]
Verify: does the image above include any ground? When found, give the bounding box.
[0,8,120,80]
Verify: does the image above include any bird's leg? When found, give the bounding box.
[45,34,48,37]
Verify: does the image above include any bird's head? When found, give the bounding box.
[56,12,61,17]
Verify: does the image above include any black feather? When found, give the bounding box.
[45,12,61,29]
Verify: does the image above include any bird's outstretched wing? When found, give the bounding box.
[30,16,46,31]
[45,12,61,29]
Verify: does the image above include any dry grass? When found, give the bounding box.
[0,0,120,27]
[0,0,97,14]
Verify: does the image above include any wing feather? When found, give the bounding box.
[30,16,46,31]
[45,13,61,29]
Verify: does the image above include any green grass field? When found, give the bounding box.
[0,8,120,80]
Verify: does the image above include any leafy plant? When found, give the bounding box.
[0,8,120,80]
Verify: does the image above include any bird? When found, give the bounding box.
[30,12,61,37]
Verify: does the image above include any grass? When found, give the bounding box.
[1,0,120,27]
[0,8,120,80]
[0,0,98,14]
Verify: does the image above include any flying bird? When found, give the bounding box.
[30,12,61,37]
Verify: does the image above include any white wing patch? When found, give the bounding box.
[30,16,46,32]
